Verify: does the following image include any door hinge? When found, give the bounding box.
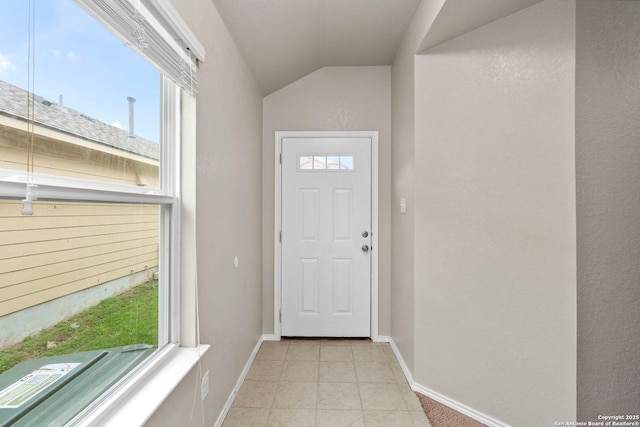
[279,309,282,323]
[279,153,282,164]
[279,230,282,242]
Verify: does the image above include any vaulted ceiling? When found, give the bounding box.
[212,0,544,95]
[212,0,422,94]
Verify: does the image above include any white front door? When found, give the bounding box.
[281,137,372,337]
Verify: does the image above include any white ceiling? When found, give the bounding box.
[212,0,546,95]
[418,0,544,52]
[212,0,422,94]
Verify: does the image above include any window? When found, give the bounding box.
[299,154,356,171]
[0,0,202,423]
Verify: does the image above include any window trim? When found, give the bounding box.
[0,76,182,358]
[67,87,201,427]
[68,344,210,427]
[0,80,201,427]
[0,76,182,422]
[0,174,175,205]
[0,0,204,422]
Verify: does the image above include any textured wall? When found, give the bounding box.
[576,0,640,419]
[262,66,392,336]
[389,0,446,376]
[146,0,264,425]
[413,0,576,425]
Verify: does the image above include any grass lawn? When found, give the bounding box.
[0,280,158,375]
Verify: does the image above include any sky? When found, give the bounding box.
[0,0,160,143]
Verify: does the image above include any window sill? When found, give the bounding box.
[72,344,210,427]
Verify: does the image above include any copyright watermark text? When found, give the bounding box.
[554,415,640,427]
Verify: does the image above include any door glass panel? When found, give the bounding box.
[339,156,354,170]
[298,154,355,171]
[326,156,340,169]
[299,156,313,170]
[312,156,326,170]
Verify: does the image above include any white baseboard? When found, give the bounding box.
[388,338,415,384]
[388,338,509,427]
[213,335,266,427]
[372,335,390,343]
[261,334,280,341]
[411,382,509,427]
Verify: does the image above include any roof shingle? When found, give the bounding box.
[0,80,159,161]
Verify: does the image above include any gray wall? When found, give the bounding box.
[390,0,445,376]
[576,0,640,419]
[146,0,264,425]
[139,0,640,425]
[262,66,392,336]
[413,0,576,425]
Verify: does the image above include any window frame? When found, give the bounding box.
[0,77,180,424]
[68,79,205,427]
[0,0,206,423]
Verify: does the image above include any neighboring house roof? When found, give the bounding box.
[0,80,159,161]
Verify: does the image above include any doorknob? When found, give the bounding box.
[361,231,369,238]
[362,244,369,252]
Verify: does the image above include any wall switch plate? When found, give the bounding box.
[400,198,406,214]
[201,370,209,401]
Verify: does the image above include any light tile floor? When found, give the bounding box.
[222,339,433,427]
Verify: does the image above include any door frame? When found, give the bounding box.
[274,130,379,340]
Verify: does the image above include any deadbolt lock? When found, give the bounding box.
[362,231,369,238]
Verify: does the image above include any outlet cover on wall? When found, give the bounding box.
[201,370,209,401]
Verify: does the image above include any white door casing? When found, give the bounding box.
[276,132,378,337]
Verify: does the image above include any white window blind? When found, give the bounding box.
[74,0,204,94]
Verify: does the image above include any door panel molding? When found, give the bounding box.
[274,131,379,339]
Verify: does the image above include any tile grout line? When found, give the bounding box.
[352,341,366,426]
[313,375,318,425]
[228,339,431,426]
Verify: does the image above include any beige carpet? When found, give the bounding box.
[417,393,488,427]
